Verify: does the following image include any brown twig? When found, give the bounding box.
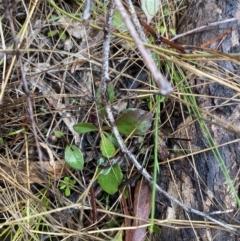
[123,0,185,53]
[200,27,232,48]
[139,18,186,53]
[90,185,98,225]
[124,0,147,43]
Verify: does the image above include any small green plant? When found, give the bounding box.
[74,84,153,157]
[54,130,84,171]
[53,83,153,195]
[0,128,26,145]
[59,176,77,197]
[72,86,153,194]
[47,26,67,40]
[73,108,153,158]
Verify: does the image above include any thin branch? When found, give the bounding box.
[100,0,114,95]
[171,17,240,41]
[83,0,92,22]
[114,0,173,96]
[125,0,147,42]
[125,0,185,53]
[100,0,239,234]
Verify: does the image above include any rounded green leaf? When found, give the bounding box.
[65,187,71,197]
[70,179,76,185]
[59,184,66,189]
[141,0,160,24]
[100,134,115,158]
[98,164,123,195]
[63,176,70,182]
[116,108,153,135]
[113,10,127,32]
[73,123,98,133]
[65,145,84,170]
[47,30,58,37]
[104,132,120,148]
[54,130,64,138]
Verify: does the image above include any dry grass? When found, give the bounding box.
[0,0,240,240]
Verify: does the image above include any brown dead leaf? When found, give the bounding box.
[58,18,85,39]
[125,179,151,241]
[39,142,55,168]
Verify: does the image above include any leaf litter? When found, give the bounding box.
[1,0,238,240]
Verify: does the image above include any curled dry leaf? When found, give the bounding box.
[112,100,128,114]
[39,142,55,168]
[58,18,85,39]
[64,38,73,51]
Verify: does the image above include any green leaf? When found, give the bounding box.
[108,218,124,228]
[163,6,170,15]
[97,157,105,166]
[59,29,67,40]
[54,130,64,138]
[112,230,123,241]
[107,83,115,104]
[141,0,160,24]
[0,138,3,144]
[169,28,176,36]
[65,187,71,197]
[63,176,70,182]
[70,179,76,185]
[113,10,127,32]
[116,108,153,135]
[64,145,84,170]
[149,225,161,234]
[159,26,166,35]
[101,166,112,175]
[73,123,98,134]
[98,164,123,195]
[104,132,120,148]
[100,133,115,158]
[47,30,58,37]
[8,128,25,136]
[59,184,66,189]
[95,84,115,116]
